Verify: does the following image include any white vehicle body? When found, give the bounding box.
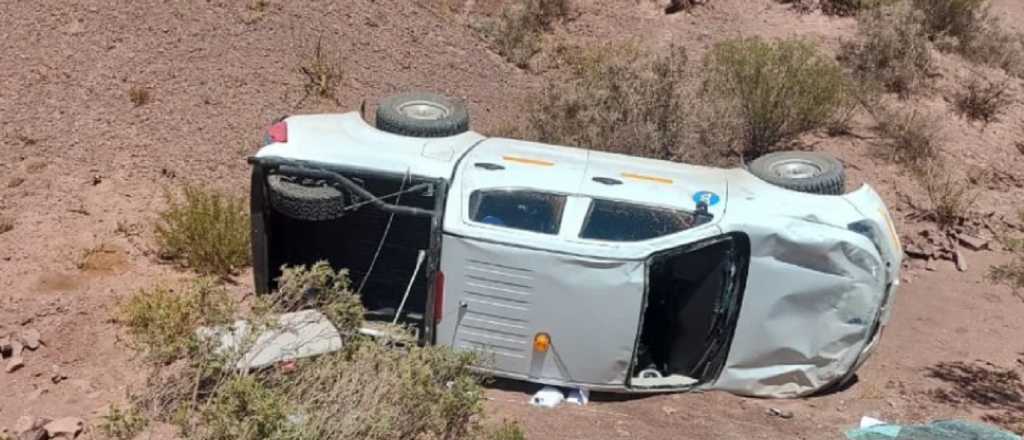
[251,111,902,398]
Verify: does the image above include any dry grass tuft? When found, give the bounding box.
[154,186,250,277]
[299,38,343,104]
[990,210,1024,301]
[872,105,941,165]
[129,86,152,107]
[952,76,1011,123]
[915,160,979,230]
[477,0,572,68]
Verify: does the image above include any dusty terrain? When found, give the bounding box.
[1,0,1023,439]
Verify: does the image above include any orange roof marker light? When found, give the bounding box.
[503,156,555,167]
[621,172,673,185]
[533,332,551,353]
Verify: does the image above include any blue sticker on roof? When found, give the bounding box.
[693,191,721,207]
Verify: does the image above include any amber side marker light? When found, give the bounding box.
[534,333,551,353]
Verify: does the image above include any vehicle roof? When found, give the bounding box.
[254,112,485,179]
[443,138,730,259]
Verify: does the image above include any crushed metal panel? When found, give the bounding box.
[198,309,343,371]
[710,220,885,397]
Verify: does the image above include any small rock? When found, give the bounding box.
[957,234,990,251]
[954,249,968,272]
[662,406,678,416]
[767,407,794,419]
[18,329,41,350]
[91,175,102,185]
[50,365,67,384]
[925,258,936,272]
[0,335,11,357]
[15,416,50,440]
[18,429,47,440]
[43,417,84,439]
[6,355,24,373]
[28,388,48,401]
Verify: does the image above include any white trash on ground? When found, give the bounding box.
[566,387,590,406]
[529,386,565,408]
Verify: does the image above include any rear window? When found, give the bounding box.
[580,199,696,242]
[469,190,566,235]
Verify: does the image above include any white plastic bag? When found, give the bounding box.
[530,386,565,408]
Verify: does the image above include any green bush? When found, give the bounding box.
[100,405,149,440]
[283,340,485,440]
[260,261,364,334]
[121,262,489,440]
[117,278,235,364]
[201,375,298,440]
[701,37,851,158]
[485,420,527,440]
[155,186,250,277]
[841,3,932,96]
[505,41,692,161]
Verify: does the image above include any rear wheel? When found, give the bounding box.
[375,92,470,138]
[267,175,347,221]
[748,151,846,195]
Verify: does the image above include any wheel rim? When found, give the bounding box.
[398,101,449,120]
[769,159,823,179]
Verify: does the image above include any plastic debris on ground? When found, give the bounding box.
[566,387,589,406]
[845,418,1022,440]
[530,386,565,408]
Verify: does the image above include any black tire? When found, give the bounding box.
[747,151,846,195]
[267,175,347,221]
[375,92,470,138]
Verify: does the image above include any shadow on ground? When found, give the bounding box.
[925,359,1024,434]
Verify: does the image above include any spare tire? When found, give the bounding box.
[267,175,347,221]
[747,151,846,195]
[375,92,470,138]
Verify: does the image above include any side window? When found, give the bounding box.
[469,190,567,235]
[581,199,696,242]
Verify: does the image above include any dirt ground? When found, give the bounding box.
[2,0,1024,439]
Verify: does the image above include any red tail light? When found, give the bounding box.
[434,271,445,324]
[266,121,288,144]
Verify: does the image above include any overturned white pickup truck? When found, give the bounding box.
[249,92,903,398]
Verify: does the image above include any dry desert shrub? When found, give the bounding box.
[952,76,1011,123]
[840,3,932,96]
[701,37,852,158]
[154,186,251,277]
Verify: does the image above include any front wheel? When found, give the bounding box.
[747,151,846,196]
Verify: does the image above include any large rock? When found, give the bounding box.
[14,416,49,440]
[43,417,84,439]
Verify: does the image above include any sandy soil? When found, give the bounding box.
[1,0,1023,438]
